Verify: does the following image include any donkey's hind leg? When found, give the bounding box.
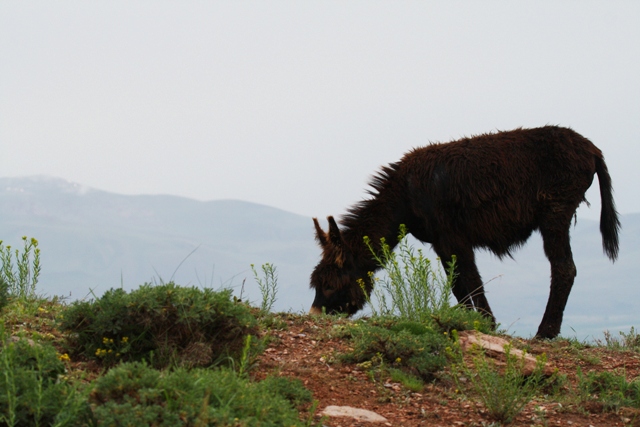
[536,222,577,339]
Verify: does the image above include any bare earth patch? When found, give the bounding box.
[252,315,640,427]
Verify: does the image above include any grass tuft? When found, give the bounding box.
[0,237,41,309]
[595,327,640,352]
[450,341,551,423]
[251,263,278,314]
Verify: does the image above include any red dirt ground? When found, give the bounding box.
[253,315,640,427]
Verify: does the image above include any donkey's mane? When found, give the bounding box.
[339,162,401,233]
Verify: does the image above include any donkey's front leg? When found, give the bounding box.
[437,246,496,326]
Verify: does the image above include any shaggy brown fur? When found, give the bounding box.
[310,126,620,339]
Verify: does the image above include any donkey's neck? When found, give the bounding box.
[340,194,405,271]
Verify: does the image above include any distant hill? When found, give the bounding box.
[1,176,637,340]
[0,176,319,312]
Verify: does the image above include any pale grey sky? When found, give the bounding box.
[2,1,639,220]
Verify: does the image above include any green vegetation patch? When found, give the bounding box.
[59,283,259,368]
[577,368,640,412]
[89,362,314,427]
[341,317,450,381]
[0,322,90,427]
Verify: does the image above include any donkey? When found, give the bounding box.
[309,126,620,339]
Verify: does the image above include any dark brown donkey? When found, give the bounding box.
[310,126,620,339]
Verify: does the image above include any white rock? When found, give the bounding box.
[458,330,554,376]
[321,405,388,423]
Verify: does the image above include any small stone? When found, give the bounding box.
[8,336,35,347]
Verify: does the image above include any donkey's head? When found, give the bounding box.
[309,216,369,316]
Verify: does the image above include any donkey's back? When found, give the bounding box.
[401,126,606,258]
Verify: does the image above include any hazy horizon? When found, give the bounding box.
[2,174,639,341]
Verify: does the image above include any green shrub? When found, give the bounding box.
[364,226,454,321]
[59,283,259,368]
[363,226,492,334]
[89,362,316,426]
[0,237,41,308]
[451,342,549,423]
[342,318,449,380]
[577,368,640,412]
[0,322,90,426]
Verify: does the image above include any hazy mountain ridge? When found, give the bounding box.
[0,176,318,310]
[1,176,637,340]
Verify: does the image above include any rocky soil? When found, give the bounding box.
[253,315,640,427]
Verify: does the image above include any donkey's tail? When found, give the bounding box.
[595,155,621,261]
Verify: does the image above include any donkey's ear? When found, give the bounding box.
[327,216,346,267]
[327,216,343,247]
[313,217,329,247]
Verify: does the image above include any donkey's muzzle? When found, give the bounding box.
[308,306,323,315]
